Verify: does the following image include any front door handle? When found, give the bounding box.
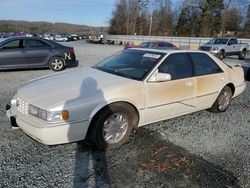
[186,82,193,87]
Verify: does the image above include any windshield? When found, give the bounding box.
[140,42,150,48]
[207,39,215,44]
[208,38,228,45]
[94,49,165,80]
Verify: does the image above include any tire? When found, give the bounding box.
[49,57,65,71]
[208,86,232,113]
[217,50,225,60]
[246,68,250,81]
[238,49,246,60]
[89,103,139,150]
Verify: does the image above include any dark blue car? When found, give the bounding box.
[0,37,78,71]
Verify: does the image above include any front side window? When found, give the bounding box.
[158,53,193,80]
[228,39,237,45]
[26,39,51,48]
[94,50,165,80]
[1,40,23,49]
[190,53,223,76]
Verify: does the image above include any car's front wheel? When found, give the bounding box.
[49,57,65,71]
[89,103,138,150]
[238,49,246,60]
[217,50,225,60]
[208,86,232,113]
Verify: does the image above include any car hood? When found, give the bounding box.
[17,68,136,109]
[202,44,225,47]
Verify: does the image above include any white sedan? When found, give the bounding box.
[6,49,246,150]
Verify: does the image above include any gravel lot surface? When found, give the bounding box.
[0,40,249,188]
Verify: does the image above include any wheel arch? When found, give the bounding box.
[88,100,140,131]
[48,55,65,65]
[220,49,225,53]
[225,83,235,96]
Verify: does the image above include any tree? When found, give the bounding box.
[244,4,250,37]
[109,0,129,34]
[109,0,174,35]
[200,0,224,36]
[223,8,242,33]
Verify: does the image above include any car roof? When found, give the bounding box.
[214,37,236,39]
[2,36,43,40]
[128,48,209,54]
[141,40,172,43]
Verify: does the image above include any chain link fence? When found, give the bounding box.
[104,35,250,50]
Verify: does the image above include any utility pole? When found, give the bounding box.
[149,14,152,36]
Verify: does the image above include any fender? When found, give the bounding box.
[88,97,141,122]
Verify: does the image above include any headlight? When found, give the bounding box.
[47,111,69,122]
[29,104,68,122]
[212,46,218,51]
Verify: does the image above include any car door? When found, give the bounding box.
[145,53,196,123]
[226,39,238,55]
[24,39,52,67]
[0,39,27,68]
[190,52,226,109]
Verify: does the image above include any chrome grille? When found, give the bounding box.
[200,46,211,51]
[16,98,29,115]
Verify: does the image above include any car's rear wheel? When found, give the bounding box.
[89,103,138,150]
[49,57,65,71]
[238,49,246,60]
[209,86,232,113]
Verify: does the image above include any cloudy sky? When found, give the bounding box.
[0,0,117,26]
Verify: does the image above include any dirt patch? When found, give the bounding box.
[72,128,239,188]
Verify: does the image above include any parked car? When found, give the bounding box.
[0,37,77,71]
[124,41,178,50]
[6,49,246,150]
[199,37,249,60]
[42,35,54,41]
[54,35,69,42]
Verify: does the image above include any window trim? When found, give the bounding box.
[146,52,224,83]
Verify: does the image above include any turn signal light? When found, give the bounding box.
[61,110,69,120]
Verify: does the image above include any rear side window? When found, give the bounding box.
[26,39,51,48]
[190,53,223,76]
[158,53,193,80]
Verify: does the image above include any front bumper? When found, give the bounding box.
[6,104,89,145]
[6,104,19,129]
[209,50,219,55]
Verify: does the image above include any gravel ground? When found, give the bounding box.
[0,40,249,188]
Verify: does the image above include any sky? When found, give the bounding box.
[0,0,117,27]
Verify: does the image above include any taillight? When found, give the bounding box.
[69,48,74,53]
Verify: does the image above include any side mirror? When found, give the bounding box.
[149,72,171,82]
[156,73,172,82]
